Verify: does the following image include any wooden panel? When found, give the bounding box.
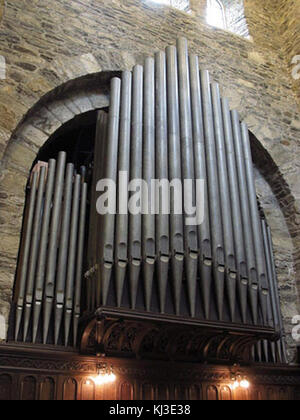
[120,382,133,400]
[267,387,276,401]
[206,385,218,401]
[82,379,95,401]
[174,384,188,400]
[63,378,77,401]
[0,374,12,401]
[188,384,201,400]
[142,383,154,400]
[20,376,37,401]
[40,377,55,400]
[156,384,169,400]
[220,386,232,401]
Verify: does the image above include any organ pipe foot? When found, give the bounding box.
[186,253,198,318]
[115,261,127,308]
[54,305,63,345]
[157,256,169,314]
[200,260,212,320]
[23,304,32,342]
[43,299,53,345]
[260,289,269,326]
[64,310,72,347]
[238,278,248,324]
[15,307,23,342]
[143,259,155,312]
[172,254,184,316]
[129,260,141,310]
[32,302,41,344]
[249,285,259,325]
[73,314,80,348]
[100,262,113,307]
[227,271,237,323]
[214,266,225,321]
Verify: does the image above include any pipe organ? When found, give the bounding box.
[12,38,287,366]
[13,153,87,347]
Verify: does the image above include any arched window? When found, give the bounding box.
[146,0,190,12]
[206,0,226,29]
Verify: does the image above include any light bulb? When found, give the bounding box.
[234,381,240,389]
[110,373,116,383]
[240,380,250,389]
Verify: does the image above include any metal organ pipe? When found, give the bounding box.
[115,71,132,308]
[15,171,39,341]
[43,151,67,344]
[177,38,198,318]
[64,174,81,346]
[166,45,184,316]
[155,51,170,314]
[200,69,225,321]
[33,159,56,343]
[240,124,269,326]
[129,65,143,310]
[99,77,121,307]
[189,54,212,320]
[231,111,259,325]
[143,57,156,311]
[55,163,74,345]
[23,165,47,342]
[221,98,248,324]
[211,83,237,322]
[266,225,288,364]
[73,180,88,347]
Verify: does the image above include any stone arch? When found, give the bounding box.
[0,71,117,340]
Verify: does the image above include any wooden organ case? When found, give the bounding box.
[1,39,300,401]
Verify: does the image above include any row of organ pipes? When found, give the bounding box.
[14,152,87,346]
[86,38,287,363]
[13,38,287,364]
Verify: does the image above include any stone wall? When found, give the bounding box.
[276,0,300,103]
[0,0,299,359]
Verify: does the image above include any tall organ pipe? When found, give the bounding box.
[73,181,88,347]
[99,77,121,307]
[64,174,81,346]
[211,83,237,322]
[129,66,143,309]
[189,54,212,320]
[200,69,225,320]
[90,112,108,310]
[143,57,156,311]
[222,98,248,324]
[33,159,56,343]
[115,71,132,307]
[166,45,184,316]
[55,163,74,345]
[155,51,170,314]
[177,38,198,318]
[231,111,258,325]
[15,170,39,341]
[23,165,47,342]
[43,151,66,344]
[241,123,269,325]
[267,225,288,364]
